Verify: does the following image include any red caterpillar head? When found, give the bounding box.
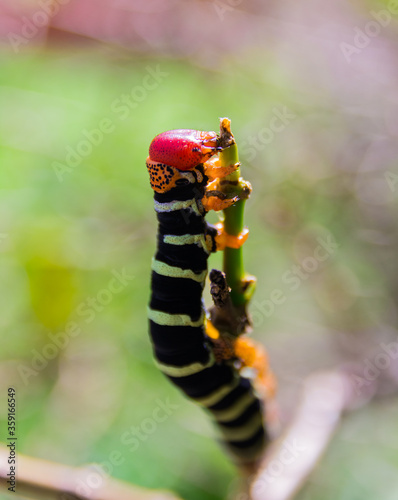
[149,129,219,170]
[147,129,219,193]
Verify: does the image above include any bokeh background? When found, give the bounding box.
[1,0,398,499]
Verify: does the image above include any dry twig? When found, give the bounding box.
[250,370,365,500]
[0,445,183,500]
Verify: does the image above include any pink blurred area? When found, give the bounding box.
[2,0,398,78]
[1,0,280,57]
[0,0,391,55]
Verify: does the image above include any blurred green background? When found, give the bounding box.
[1,0,398,499]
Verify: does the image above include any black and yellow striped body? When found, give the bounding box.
[148,164,268,464]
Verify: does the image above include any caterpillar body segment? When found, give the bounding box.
[147,129,268,464]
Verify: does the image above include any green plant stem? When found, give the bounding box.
[219,142,247,307]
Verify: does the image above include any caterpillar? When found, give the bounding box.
[147,128,270,466]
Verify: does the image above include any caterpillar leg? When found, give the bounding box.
[202,177,252,213]
[235,338,280,436]
[204,157,239,181]
[206,319,276,399]
[235,337,277,400]
[214,222,249,250]
[202,179,239,212]
[205,319,220,340]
